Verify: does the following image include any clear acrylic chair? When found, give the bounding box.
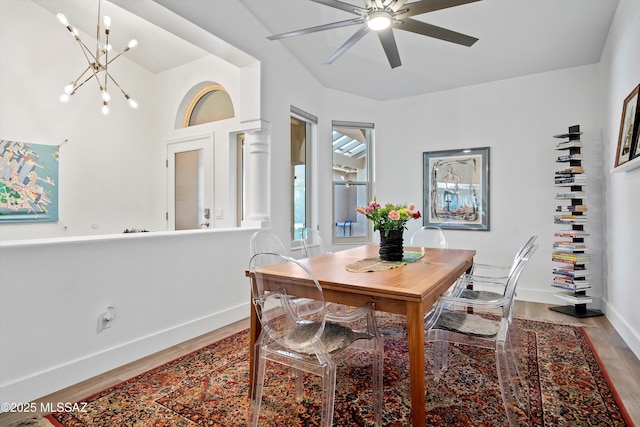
[250,230,288,258]
[409,226,448,249]
[464,235,538,285]
[248,253,383,427]
[300,228,329,257]
[449,235,538,301]
[424,244,538,427]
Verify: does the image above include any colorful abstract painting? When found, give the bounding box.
[0,140,59,222]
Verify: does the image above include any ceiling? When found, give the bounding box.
[31,0,620,101]
[239,0,619,100]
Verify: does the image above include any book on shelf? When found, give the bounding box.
[555,205,587,212]
[552,254,591,264]
[556,191,587,199]
[555,230,590,238]
[556,166,585,174]
[553,243,588,251]
[553,278,590,287]
[557,153,583,161]
[552,282,591,292]
[554,214,587,220]
[553,266,589,278]
[554,218,587,224]
[555,140,583,149]
[555,176,587,185]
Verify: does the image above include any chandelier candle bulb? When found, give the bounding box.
[126,95,138,109]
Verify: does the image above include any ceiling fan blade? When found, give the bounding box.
[324,25,370,64]
[311,0,367,15]
[390,0,408,12]
[377,28,402,68]
[267,18,363,40]
[395,17,478,46]
[397,0,481,19]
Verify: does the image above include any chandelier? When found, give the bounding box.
[57,0,138,114]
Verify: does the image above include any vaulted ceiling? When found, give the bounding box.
[239,0,619,100]
[33,0,620,101]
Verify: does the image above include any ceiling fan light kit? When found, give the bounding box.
[267,0,480,69]
[367,10,392,30]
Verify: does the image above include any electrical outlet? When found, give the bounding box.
[98,306,115,332]
[215,208,223,219]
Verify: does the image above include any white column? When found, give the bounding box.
[242,120,271,226]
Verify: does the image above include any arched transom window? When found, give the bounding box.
[183,84,235,127]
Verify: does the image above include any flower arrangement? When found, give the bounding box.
[356,197,422,236]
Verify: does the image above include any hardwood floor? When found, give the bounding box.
[2,301,639,426]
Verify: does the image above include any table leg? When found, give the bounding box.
[406,302,426,427]
[248,295,261,397]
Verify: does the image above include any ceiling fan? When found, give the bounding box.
[267,0,480,69]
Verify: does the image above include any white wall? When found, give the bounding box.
[598,0,640,358]
[0,228,255,404]
[374,65,603,306]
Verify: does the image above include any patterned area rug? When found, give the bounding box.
[46,313,632,426]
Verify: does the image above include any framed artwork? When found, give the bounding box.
[614,84,640,167]
[423,147,490,231]
[0,140,59,223]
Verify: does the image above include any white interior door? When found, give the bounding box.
[167,134,214,230]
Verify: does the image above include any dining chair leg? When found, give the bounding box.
[249,346,267,427]
[496,344,523,427]
[372,337,384,427]
[320,363,338,427]
[432,331,450,380]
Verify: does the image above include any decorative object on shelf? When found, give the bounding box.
[57,0,138,115]
[549,125,602,318]
[423,147,490,231]
[356,197,421,261]
[614,84,640,168]
[0,139,59,223]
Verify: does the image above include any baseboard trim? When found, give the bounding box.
[601,299,640,360]
[0,303,250,406]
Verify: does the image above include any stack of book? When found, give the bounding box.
[552,265,590,292]
[557,153,583,162]
[552,251,590,264]
[553,240,587,251]
[554,174,586,186]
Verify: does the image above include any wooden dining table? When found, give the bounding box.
[246,244,475,427]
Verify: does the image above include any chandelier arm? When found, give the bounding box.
[69,66,93,88]
[74,68,102,93]
[104,26,109,95]
[105,71,128,97]
[96,0,102,57]
[105,50,128,66]
[75,38,100,68]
